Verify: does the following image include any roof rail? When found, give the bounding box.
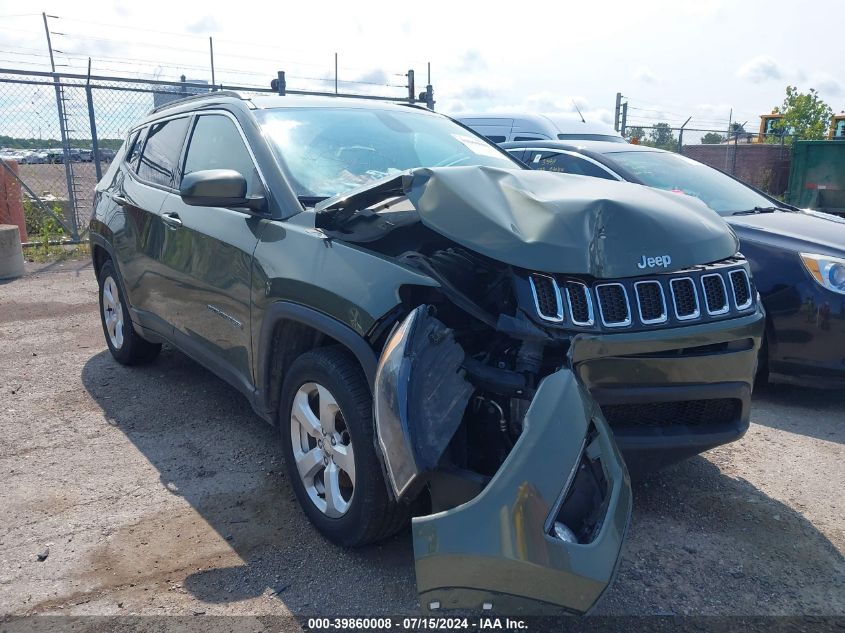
[147,90,245,115]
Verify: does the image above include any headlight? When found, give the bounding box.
[800,253,845,295]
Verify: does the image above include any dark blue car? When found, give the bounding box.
[502,140,845,380]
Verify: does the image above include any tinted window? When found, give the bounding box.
[183,115,261,196]
[485,135,506,143]
[125,129,144,171]
[256,108,519,199]
[137,117,190,187]
[608,150,772,215]
[513,135,545,141]
[530,151,616,180]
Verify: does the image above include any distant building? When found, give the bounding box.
[153,77,209,108]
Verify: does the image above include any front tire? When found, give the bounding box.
[98,259,161,365]
[279,346,408,547]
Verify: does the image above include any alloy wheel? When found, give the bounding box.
[102,275,124,350]
[289,382,356,517]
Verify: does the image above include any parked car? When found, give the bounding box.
[89,92,763,613]
[46,148,82,163]
[454,111,625,144]
[97,147,117,162]
[503,139,845,379]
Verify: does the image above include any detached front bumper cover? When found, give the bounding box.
[374,308,632,614]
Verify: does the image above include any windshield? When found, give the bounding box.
[607,150,775,215]
[256,107,520,199]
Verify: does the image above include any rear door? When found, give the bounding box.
[156,111,266,391]
[107,120,190,334]
[118,115,192,329]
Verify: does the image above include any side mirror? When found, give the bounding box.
[180,169,265,211]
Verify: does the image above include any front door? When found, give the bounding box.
[156,112,266,392]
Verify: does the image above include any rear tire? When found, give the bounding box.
[98,259,161,365]
[279,346,408,547]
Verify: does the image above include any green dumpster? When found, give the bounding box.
[786,140,845,216]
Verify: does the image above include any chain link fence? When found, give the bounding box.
[0,69,285,241]
[0,67,430,242]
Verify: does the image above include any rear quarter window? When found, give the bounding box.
[137,117,190,187]
[124,129,144,171]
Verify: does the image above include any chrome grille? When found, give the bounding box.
[529,274,564,322]
[701,274,729,315]
[527,262,753,330]
[634,281,667,324]
[670,277,700,320]
[595,283,631,327]
[729,270,752,309]
[564,281,594,326]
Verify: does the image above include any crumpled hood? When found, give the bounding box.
[319,166,739,278]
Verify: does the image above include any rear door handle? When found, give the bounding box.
[161,212,183,228]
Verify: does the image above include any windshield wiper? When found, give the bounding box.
[732,206,780,215]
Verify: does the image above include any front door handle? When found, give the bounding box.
[161,212,183,228]
[112,194,128,207]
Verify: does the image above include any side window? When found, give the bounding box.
[137,117,190,187]
[513,135,547,141]
[124,129,144,172]
[182,114,261,197]
[485,135,506,143]
[530,151,616,180]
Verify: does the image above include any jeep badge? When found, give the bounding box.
[637,254,672,269]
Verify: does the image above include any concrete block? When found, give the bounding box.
[0,224,26,279]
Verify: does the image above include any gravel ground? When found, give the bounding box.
[0,259,843,618]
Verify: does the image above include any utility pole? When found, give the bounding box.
[42,12,78,240]
[425,63,434,110]
[614,92,622,132]
[407,69,415,103]
[724,108,733,171]
[620,102,628,137]
[209,37,216,88]
[334,53,338,95]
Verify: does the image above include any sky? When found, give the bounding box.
[0,0,843,142]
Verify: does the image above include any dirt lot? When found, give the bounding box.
[1,260,843,619]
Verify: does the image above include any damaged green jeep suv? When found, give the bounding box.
[89,93,764,614]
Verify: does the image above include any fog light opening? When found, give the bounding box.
[553,521,578,543]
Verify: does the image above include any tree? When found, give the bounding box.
[729,122,747,136]
[624,126,645,143]
[771,86,833,141]
[701,132,726,144]
[645,122,678,151]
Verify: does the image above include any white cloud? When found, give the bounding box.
[456,84,497,100]
[186,15,219,33]
[810,71,843,97]
[454,49,487,73]
[737,56,782,83]
[633,66,658,83]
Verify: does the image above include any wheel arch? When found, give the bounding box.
[89,233,116,279]
[257,302,379,423]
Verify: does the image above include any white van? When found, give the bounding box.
[454,112,625,144]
